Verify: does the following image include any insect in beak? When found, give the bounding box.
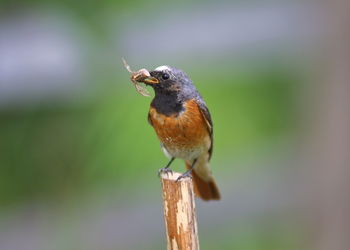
[122,58,152,97]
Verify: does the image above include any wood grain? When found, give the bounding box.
[160,172,200,250]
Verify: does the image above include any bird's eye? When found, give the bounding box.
[162,73,170,80]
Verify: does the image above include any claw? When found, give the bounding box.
[158,167,173,177]
[176,170,192,182]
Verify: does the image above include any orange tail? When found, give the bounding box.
[186,156,221,201]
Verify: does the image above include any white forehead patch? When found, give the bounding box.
[154,65,170,71]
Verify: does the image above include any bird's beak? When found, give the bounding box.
[143,77,159,85]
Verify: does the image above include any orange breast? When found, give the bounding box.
[149,99,210,154]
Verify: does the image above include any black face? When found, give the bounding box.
[142,65,198,102]
[148,66,182,93]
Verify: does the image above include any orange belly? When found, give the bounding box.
[149,99,210,159]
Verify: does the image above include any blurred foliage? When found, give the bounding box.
[0,1,303,249]
[0,67,298,206]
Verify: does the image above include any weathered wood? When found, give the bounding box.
[160,171,200,250]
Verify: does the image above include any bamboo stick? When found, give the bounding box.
[160,171,200,250]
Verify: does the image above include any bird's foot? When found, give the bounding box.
[158,167,173,177]
[176,169,193,182]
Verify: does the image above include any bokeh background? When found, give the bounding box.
[1,0,349,250]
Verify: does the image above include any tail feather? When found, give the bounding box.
[186,159,221,201]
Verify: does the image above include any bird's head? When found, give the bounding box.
[143,65,195,96]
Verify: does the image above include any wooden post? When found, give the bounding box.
[160,171,200,250]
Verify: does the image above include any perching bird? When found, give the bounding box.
[142,65,220,201]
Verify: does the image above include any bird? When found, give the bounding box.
[141,65,221,201]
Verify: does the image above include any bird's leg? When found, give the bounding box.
[158,157,175,176]
[176,158,198,182]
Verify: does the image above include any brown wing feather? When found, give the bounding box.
[197,101,214,160]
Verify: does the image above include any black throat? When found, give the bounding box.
[151,91,184,116]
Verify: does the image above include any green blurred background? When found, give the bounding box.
[0,0,322,249]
